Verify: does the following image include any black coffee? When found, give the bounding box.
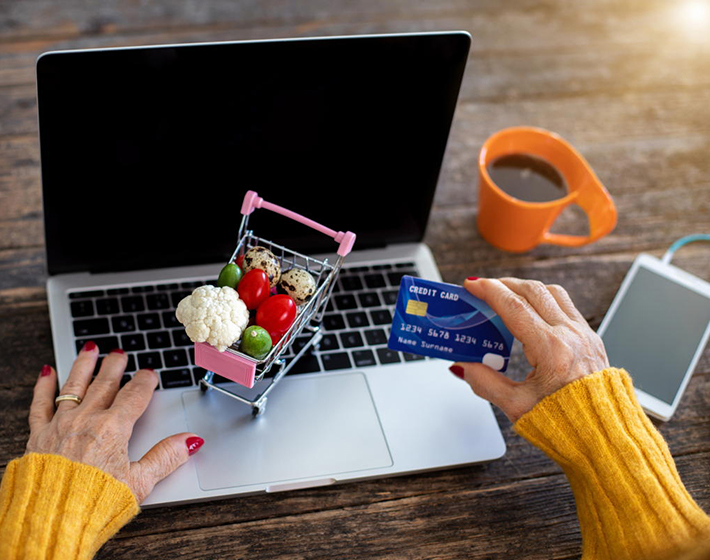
[487,153,567,202]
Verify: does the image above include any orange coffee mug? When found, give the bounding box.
[477,126,617,253]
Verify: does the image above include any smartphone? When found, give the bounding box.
[597,253,710,421]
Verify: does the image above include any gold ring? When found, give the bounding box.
[55,394,83,406]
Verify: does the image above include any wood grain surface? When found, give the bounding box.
[1,1,709,558]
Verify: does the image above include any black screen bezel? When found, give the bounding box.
[37,33,471,276]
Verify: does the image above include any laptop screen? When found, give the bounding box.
[37,33,470,275]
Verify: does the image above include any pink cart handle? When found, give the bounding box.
[241,190,356,257]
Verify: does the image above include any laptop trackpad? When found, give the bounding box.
[182,372,392,491]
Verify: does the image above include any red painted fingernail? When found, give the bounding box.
[82,341,97,352]
[40,365,52,377]
[467,277,479,281]
[449,365,465,379]
[186,436,204,456]
[110,348,125,355]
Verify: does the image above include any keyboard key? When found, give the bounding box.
[163,349,189,368]
[107,288,129,295]
[171,291,191,308]
[137,313,162,330]
[382,290,399,306]
[358,292,381,308]
[396,262,416,268]
[347,266,369,273]
[193,366,207,380]
[293,334,315,353]
[403,352,426,362]
[189,346,195,364]
[288,355,321,374]
[387,271,416,286]
[323,314,346,331]
[340,331,365,349]
[70,300,95,318]
[377,347,401,364]
[318,334,340,351]
[73,318,110,337]
[121,333,146,352]
[364,329,388,346]
[138,352,163,370]
[95,298,120,315]
[364,273,386,289]
[162,311,181,329]
[69,290,104,299]
[92,356,104,377]
[147,331,172,349]
[334,294,358,310]
[146,292,170,310]
[75,336,119,355]
[370,309,392,325]
[352,349,377,367]
[126,354,137,372]
[172,328,192,347]
[121,296,145,313]
[211,372,233,384]
[321,352,352,371]
[339,275,363,291]
[111,315,136,333]
[346,311,370,329]
[181,281,202,289]
[157,283,179,291]
[120,374,132,388]
[372,264,393,270]
[160,368,193,388]
[131,286,150,293]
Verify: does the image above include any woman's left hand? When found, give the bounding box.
[26,343,203,503]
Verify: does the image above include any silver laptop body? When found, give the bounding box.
[39,32,505,507]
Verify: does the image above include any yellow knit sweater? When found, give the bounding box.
[0,368,708,559]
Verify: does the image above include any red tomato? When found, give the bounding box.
[238,269,270,310]
[236,254,245,268]
[256,294,297,341]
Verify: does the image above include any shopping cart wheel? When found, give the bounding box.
[252,398,267,417]
[199,379,210,393]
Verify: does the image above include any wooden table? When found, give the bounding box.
[1,1,709,557]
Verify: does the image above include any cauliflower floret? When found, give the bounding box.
[175,285,249,352]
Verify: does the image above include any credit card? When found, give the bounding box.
[388,276,514,371]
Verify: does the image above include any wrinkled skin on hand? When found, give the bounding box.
[27,348,202,503]
[452,278,610,423]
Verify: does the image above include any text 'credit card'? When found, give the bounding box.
[388,276,514,371]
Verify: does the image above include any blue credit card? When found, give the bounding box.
[387,276,514,371]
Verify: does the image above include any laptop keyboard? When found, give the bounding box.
[69,262,425,390]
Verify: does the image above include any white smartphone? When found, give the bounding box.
[597,253,710,421]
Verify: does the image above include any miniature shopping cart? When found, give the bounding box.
[196,190,356,417]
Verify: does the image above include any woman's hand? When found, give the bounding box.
[451,278,609,423]
[27,343,203,503]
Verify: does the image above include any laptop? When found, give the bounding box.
[37,31,506,507]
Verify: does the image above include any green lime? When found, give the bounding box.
[217,263,243,289]
[240,325,272,359]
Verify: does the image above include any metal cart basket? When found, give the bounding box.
[195,190,356,417]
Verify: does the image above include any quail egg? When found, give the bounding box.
[242,246,281,288]
[278,268,317,305]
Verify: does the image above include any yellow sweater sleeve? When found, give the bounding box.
[0,453,140,560]
[514,367,710,560]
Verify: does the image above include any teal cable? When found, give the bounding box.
[661,234,710,265]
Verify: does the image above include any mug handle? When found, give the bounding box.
[542,180,617,247]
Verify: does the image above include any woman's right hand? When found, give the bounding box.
[450,277,610,423]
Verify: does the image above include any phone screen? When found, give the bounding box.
[601,267,710,404]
